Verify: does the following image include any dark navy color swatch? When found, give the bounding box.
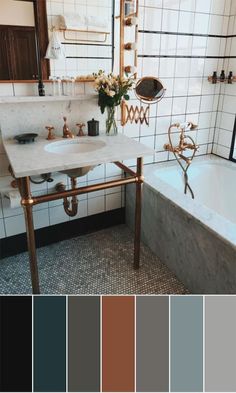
[34,296,66,392]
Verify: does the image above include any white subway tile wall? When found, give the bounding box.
[0,0,236,240]
[213,0,236,158]
[120,0,233,165]
[46,0,113,77]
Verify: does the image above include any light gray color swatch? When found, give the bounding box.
[205,296,236,392]
[136,296,169,392]
[171,296,203,392]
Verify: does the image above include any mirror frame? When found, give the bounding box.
[229,115,236,163]
[0,0,49,82]
[134,76,166,104]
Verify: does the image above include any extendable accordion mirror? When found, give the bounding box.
[121,76,166,126]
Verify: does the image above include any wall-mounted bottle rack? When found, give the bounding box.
[119,0,139,79]
[208,70,236,84]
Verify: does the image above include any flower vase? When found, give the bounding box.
[106,107,118,136]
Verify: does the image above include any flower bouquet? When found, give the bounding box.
[94,70,133,135]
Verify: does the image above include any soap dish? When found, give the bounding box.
[14,133,38,144]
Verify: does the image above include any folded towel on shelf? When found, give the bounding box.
[57,14,87,30]
[57,14,110,32]
[87,15,109,30]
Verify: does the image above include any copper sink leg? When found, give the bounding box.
[134,157,143,269]
[19,177,40,294]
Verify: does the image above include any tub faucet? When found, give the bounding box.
[164,121,199,199]
[63,117,74,139]
[164,122,198,155]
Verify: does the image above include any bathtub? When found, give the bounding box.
[126,155,236,294]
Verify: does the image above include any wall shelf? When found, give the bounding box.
[0,94,97,104]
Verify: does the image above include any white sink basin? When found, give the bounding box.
[44,139,105,177]
[44,139,106,155]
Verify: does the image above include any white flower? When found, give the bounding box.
[108,90,116,97]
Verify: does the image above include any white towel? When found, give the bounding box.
[45,31,65,60]
[57,14,109,32]
[87,16,109,30]
[58,14,87,30]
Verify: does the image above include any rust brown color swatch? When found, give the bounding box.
[102,296,135,392]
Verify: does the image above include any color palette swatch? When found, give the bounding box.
[0,295,236,392]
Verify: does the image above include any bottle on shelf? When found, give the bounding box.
[38,79,45,96]
[56,77,62,96]
[228,71,233,84]
[70,77,76,96]
[49,76,57,96]
[212,71,217,84]
[220,70,225,82]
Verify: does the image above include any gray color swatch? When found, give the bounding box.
[136,296,169,392]
[171,296,203,392]
[68,296,100,392]
[205,296,236,392]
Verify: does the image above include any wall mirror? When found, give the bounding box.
[0,0,115,82]
[229,116,236,162]
[135,77,166,104]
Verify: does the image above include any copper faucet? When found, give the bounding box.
[76,123,86,137]
[63,116,74,138]
[164,122,198,158]
[164,122,199,199]
[45,126,55,140]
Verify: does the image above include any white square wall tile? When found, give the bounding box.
[88,196,105,215]
[196,0,211,13]
[180,0,196,12]
[5,214,25,236]
[220,112,235,131]
[159,58,176,78]
[186,96,201,114]
[49,205,69,225]
[218,129,233,147]
[172,97,187,115]
[106,192,122,211]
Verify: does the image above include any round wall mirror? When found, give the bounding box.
[135,77,165,104]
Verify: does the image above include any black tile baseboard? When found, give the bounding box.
[0,208,125,259]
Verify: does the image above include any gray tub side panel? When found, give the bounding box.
[126,183,236,294]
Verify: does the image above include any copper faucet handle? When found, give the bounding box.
[45,126,55,140]
[76,123,86,137]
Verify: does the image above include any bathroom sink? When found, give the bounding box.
[60,166,94,178]
[44,139,105,177]
[44,139,106,155]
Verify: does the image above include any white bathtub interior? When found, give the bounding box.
[146,156,236,225]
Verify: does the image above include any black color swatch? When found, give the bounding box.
[0,296,32,392]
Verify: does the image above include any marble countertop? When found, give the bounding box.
[3,134,154,178]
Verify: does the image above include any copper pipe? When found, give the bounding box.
[18,177,40,294]
[114,161,137,177]
[16,161,144,293]
[134,157,143,269]
[63,177,78,217]
[31,176,138,206]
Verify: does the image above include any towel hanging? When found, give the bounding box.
[45,31,65,60]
